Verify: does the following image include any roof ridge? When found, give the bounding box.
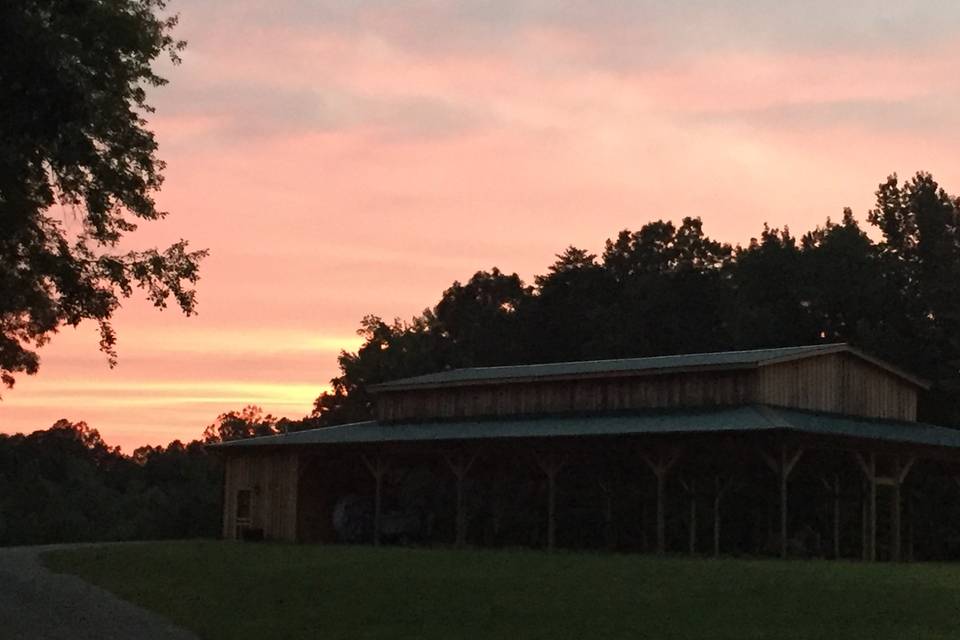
[426,343,847,374]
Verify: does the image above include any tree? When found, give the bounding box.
[312,315,448,426]
[523,246,617,362]
[311,271,532,426]
[0,0,207,389]
[202,406,278,443]
[865,173,960,422]
[798,210,881,342]
[597,218,733,357]
[727,224,817,348]
[433,268,531,367]
[0,419,223,545]
[601,217,731,281]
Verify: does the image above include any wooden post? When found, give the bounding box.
[760,445,804,559]
[680,477,697,555]
[906,490,915,563]
[534,452,567,552]
[860,482,868,561]
[854,453,913,562]
[891,457,901,562]
[641,447,682,554]
[854,452,877,562]
[853,451,877,562]
[820,475,841,559]
[361,454,388,547]
[598,477,615,551]
[890,456,915,563]
[713,476,733,558]
[657,472,666,554]
[444,451,478,548]
[833,476,841,559]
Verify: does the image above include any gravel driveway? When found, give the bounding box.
[0,544,198,640]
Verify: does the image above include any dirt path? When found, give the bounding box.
[0,544,198,640]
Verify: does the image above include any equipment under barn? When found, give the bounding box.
[212,344,960,560]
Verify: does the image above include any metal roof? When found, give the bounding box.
[368,343,928,391]
[211,405,960,450]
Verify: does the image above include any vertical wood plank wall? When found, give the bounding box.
[375,353,918,422]
[376,371,756,422]
[756,353,916,421]
[222,451,300,541]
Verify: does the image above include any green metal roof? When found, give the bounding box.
[211,405,960,450]
[369,343,927,391]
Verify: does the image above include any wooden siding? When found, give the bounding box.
[375,353,918,423]
[222,450,299,541]
[756,353,916,421]
[376,371,755,422]
[755,354,844,415]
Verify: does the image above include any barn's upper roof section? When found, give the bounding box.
[369,343,929,392]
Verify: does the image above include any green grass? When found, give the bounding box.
[43,542,960,640]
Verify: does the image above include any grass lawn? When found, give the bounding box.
[43,541,960,640]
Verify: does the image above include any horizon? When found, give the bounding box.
[5,0,960,452]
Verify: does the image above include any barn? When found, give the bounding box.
[212,343,960,560]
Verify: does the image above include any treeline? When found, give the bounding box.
[0,420,221,545]
[312,173,960,429]
[0,405,312,545]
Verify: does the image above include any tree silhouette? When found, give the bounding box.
[202,406,278,443]
[0,0,206,389]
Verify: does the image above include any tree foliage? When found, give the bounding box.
[202,406,280,443]
[0,0,207,389]
[0,419,221,545]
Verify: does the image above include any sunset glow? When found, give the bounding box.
[5,1,960,451]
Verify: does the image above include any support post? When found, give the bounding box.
[891,458,901,563]
[760,445,804,559]
[680,477,697,555]
[598,477,615,551]
[820,475,841,559]
[444,451,478,548]
[854,453,914,562]
[361,454,388,547]
[860,482,868,561]
[641,447,682,554]
[534,452,567,552]
[713,476,733,558]
[906,490,915,563]
[854,452,877,561]
[890,456,915,563]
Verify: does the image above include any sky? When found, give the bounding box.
[5,0,960,451]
